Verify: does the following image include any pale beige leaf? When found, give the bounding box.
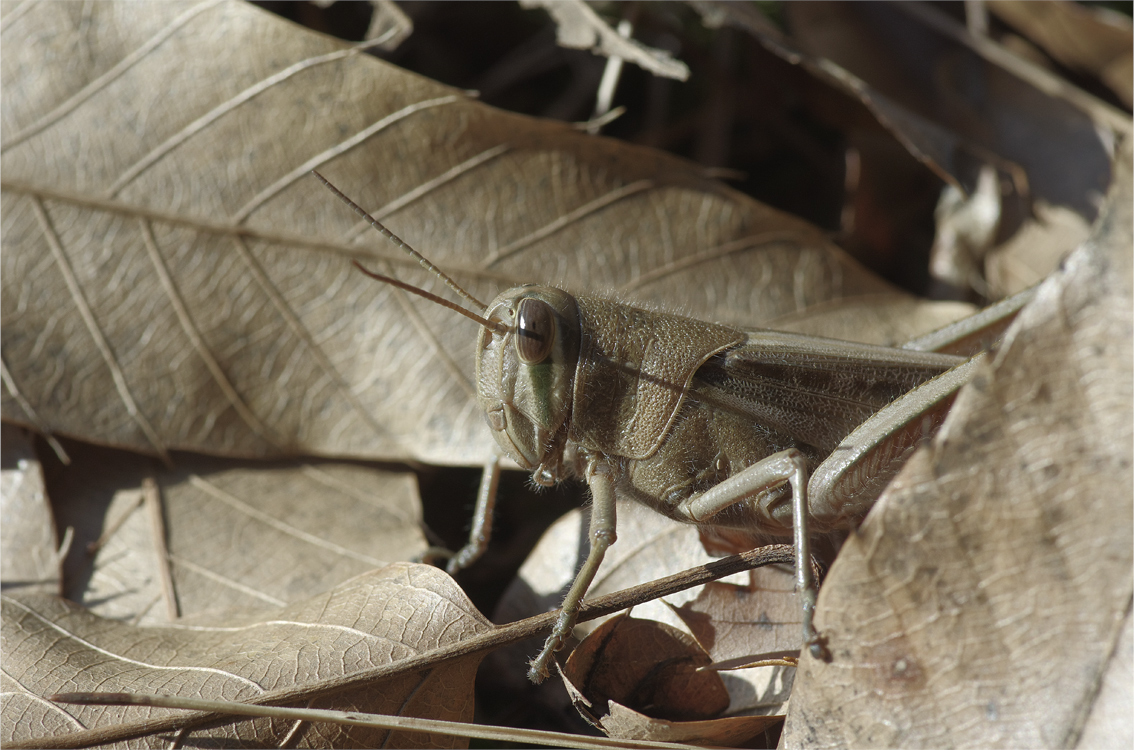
[559,614,779,746]
[989,0,1134,107]
[0,424,60,596]
[767,295,975,347]
[984,199,1092,298]
[486,501,719,715]
[494,500,731,644]
[563,613,729,723]
[46,440,424,623]
[783,140,1133,748]
[672,577,797,716]
[1075,608,1133,749]
[1,0,902,466]
[675,578,801,661]
[594,703,782,748]
[1,564,492,748]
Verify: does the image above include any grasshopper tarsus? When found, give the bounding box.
[527,613,572,683]
[809,635,833,663]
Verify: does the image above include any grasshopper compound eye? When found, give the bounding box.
[515,297,555,365]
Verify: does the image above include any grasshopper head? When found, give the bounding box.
[476,286,580,484]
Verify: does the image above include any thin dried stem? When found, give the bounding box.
[49,693,702,750]
[15,545,796,749]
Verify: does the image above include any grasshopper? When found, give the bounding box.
[314,172,1028,684]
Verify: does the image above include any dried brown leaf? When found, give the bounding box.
[591,703,782,748]
[0,424,60,597]
[563,613,729,723]
[782,2,1118,219]
[1075,608,1133,748]
[2,0,909,466]
[558,614,781,746]
[782,137,1133,748]
[45,439,424,624]
[670,574,798,719]
[989,0,1134,107]
[494,501,800,718]
[496,500,732,637]
[674,573,799,653]
[984,199,1092,298]
[767,295,975,347]
[1,564,491,748]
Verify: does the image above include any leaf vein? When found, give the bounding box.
[138,219,283,448]
[165,554,286,607]
[0,354,71,463]
[232,236,391,441]
[29,197,170,461]
[0,0,40,33]
[343,144,512,242]
[1,0,223,150]
[381,262,478,400]
[2,180,527,286]
[186,474,388,567]
[618,230,805,292]
[106,44,365,198]
[232,94,467,224]
[0,688,86,731]
[0,596,264,692]
[482,179,654,267]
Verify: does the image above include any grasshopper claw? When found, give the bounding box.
[528,609,575,683]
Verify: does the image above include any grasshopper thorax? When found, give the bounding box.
[475,286,581,483]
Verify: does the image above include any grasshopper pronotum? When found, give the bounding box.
[314,172,1027,684]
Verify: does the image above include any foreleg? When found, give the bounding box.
[445,458,502,574]
[527,460,618,683]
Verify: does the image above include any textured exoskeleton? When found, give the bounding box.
[316,170,1023,684]
[473,284,969,680]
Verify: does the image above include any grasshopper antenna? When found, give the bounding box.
[312,170,489,313]
[350,260,505,333]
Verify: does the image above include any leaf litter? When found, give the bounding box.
[1,1,1130,747]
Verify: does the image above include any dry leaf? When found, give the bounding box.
[1075,608,1133,748]
[700,0,1124,303]
[363,0,413,49]
[494,499,802,719]
[984,199,1092,298]
[989,0,1134,107]
[498,500,725,608]
[1,0,900,467]
[0,424,60,597]
[592,703,782,748]
[1,563,492,748]
[486,499,730,716]
[494,499,741,649]
[782,139,1133,747]
[44,438,424,624]
[782,2,1118,220]
[767,295,975,347]
[563,613,729,723]
[675,577,801,662]
[672,575,798,712]
[559,614,780,747]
